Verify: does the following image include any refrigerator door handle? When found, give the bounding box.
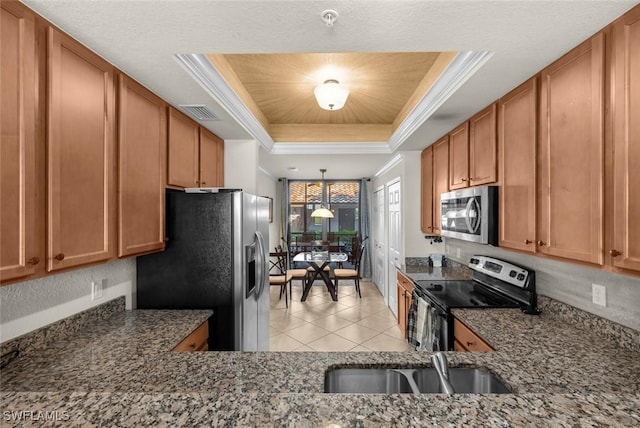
[254,231,267,298]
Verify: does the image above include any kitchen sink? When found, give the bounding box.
[324,367,510,394]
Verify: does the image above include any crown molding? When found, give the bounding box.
[174,54,275,151]
[270,142,393,155]
[374,153,404,177]
[387,50,493,152]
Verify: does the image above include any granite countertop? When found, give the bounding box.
[2,300,640,426]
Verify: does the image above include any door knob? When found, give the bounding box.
[27,257,40,265]
[610,249,622,257]
[537,241,546,246]
[54,253,65,261]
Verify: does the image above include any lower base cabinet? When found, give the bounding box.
[453,318,493,352]
[397,272,414,337]
[172,321,208,352]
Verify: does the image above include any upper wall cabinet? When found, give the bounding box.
[469,103,498,186]
[167,107,224,189]
[47,26,116,272]
[611,7,640,272]
[167,107,200,188]
[0,2,40,281]
[432,136,450,235]
[420,146,434,233]
[498,78,538,253]
[118,74,167,257]
[537,33,605,265]
[448,122,470,190]
[199,128,224,188]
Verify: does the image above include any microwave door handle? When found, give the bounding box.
[464,198,474,233]
[464,198,482,234]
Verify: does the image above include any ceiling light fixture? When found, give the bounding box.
[314,79,349,111]
[311,169,334,218]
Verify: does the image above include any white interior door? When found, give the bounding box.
[387,179,402,316]
[373,187,386,299]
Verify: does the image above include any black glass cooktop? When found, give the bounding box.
[414,280,520,310]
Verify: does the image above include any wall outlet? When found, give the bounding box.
[592,283,606,307]
[445,244,450,254]
[91,280,103,301]
[456,248,461,258]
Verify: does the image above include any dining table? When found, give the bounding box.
[292,251,348,301]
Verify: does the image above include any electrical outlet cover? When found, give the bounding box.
[592,283,606,307]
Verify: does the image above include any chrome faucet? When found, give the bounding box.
[431,352,455,395]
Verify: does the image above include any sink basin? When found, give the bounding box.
[324,367,510,394]
[323,368,416,394]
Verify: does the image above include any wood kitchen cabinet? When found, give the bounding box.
[498,78,538,253]
[117,74,167,258]
[469,103,498,186]
[420,146,434,234]
[611,7,640,272]
[47,26,116,272]
[167,107,224,189]
[199,127,224,188]
[448,122,470,190]
[453,318,494,352]
[396,271,414,337]
[432,136,449,235]
[172,321,209,352]
[537,33,605,265]
[0,2,42,282]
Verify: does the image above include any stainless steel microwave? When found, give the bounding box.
[440,186,498,245]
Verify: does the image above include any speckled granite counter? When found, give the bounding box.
[1,298,639,426]
[401,259,472,282]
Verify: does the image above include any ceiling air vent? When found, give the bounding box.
[178,104,220,121]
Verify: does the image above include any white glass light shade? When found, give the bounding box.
[314,79,349,111]
[310,207,334,218]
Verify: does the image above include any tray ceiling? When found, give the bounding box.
[207,52,455,142]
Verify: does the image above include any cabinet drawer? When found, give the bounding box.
[397,271,414,293]
[453,318,493,352]
[172,321,208,352]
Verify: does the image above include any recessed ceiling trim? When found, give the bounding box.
[270,142,392,155]
[374,153,404,177]
[175,53,275,151]
[387,50,494,152]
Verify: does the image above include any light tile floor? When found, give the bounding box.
[269,279,412,352]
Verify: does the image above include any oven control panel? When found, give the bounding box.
[468,256,531,289]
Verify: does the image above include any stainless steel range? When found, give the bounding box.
[408,256,540,351]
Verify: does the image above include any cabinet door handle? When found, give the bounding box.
[54,253,65,261]
[537,241,546,246]
[524,239,533,244]
[466,341,475,347]
[610,249,622,257]
[201,181,207,185]
[189,342,196,349]
[461,178,468,182]
[27,257,40,265]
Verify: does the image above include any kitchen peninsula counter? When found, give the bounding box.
[1,301,639,426]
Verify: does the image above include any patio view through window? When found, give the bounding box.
[289,180,360,252]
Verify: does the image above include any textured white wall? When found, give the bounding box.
[0,258,135,342]
[224,139,259,194]
[257,168,279,251]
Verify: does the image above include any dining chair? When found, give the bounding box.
[269,251,292,308]
[333,237,368,299]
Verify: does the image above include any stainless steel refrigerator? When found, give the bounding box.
[136,189,270,351]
